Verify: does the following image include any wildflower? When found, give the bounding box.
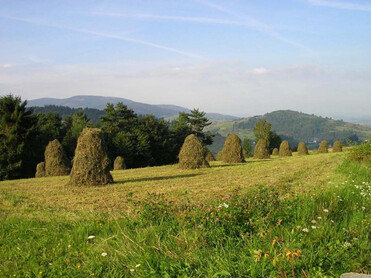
[317,217,322,220]
[218,203,229,209]
[68,244,71,248]
[87,235,95,239]
[101,252,107,257]
[311,226,317,229]
[136,264,141,268]
[302,228,309,233]
[330,220,335,223]
[362,207,366,211]
[130,269,135,272]
[343,242,352,248]
[311,220,317,224]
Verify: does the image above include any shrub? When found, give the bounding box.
[44,139,70,177]
[204,147,215,162]
[113,156,126,170]
[332,141,342,152]
[69,128,113,186]
[178,134,210,169]
[347,142,371,164]
[297,142,309,155]
[254,139,270,159]
[317,140,328,153]
[221,134,244,163]
[272,148,279,156]
[35,162,45,178]
[279,141,292,157]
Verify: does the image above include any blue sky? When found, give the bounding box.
[0,0,370,118]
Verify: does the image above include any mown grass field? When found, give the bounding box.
[1,151,370,277]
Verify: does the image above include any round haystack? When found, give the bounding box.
[272,148,279,156]
[35,162,45,178]
[254,139,270,159]
[221,134,244,163]
[113,156,126,170]
[297,142,309,155]
[69,128,113,186]
[318,140,328,153]
[279,141,292,157]
[333,141,342,152]
[204,147,216,162]
[44,139,71,177]
[178,134,210,169]
[216,151,224,161]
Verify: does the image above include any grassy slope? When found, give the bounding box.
[0,151,370,277]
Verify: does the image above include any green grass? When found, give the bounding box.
[0,152,370,277]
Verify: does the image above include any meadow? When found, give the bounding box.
[0,151,370,277]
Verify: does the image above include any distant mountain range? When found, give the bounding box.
[28,95,238,121]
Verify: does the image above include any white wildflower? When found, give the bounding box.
[343,242,352,248]
[317,217,322,220]
[311,226,317,229]
[218,203,229,209]
[101,252,107,257]
[130,269,135,272]
[311,220,317,224]
[362,207,366,211]
[136,264,141,268]
[323,209,329,213]
[87,235,95,239]
[330,220,335,223]
[302,228,309,233]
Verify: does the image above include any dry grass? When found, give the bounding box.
[0,152,345,221]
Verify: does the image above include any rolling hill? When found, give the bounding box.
[28,95,238,121]
[206,110,371,152]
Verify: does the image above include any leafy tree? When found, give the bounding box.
[268,131,282,153]
[254,120,271,146]
[242,139,253,157]
[0,95,37,180]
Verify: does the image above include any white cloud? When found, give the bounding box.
[307,0,371,11]
[250,68,269,75]
[0,64,12,69]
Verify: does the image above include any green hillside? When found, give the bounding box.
[206,110,371,150]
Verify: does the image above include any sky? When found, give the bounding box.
[0,0,370,118]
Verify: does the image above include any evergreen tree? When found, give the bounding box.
[0,95,37,180]
[185,109,213,145]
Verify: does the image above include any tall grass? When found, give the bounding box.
[0,160,370,277]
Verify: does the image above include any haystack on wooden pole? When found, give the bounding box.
[221,134,244,163]
[253,139,270,159]
[178,134,210,169]
[318,140,329,153]
[279,141,292,157]
[113,156,126,170]
[297,142,309,155]
[35,162,46,178]
[204,147,216,162]
[216,151,224,161]
[69,128,113,186]
[272,148,279,156]
[332,141,343,152]
[44,139,71,177]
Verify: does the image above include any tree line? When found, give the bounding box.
[0,95,213,181]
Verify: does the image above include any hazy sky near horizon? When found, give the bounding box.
[0,0,370,118]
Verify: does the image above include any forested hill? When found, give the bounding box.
[28,95,238,121]
[206,110,371,148]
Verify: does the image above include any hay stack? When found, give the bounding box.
[297,142,309,155]
[69,128,113,186]
[44,139,70,177]
[221,134,244,163]
[318,140,328,153]
[254,139,270,159]
[113,156,126,170]
[35,162,45,178]
[216,151,224,161]
[205,147,216,162]
[279,141,292,157]
[272,148,279,156]
[178,134,210,169]
[333,141,342,152]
